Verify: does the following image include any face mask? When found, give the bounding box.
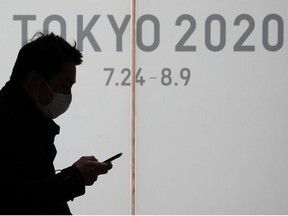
[35,76,72,119]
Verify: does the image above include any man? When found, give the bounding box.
[0,32,112,214]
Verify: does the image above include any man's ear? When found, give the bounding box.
[26,71,43,87]
[26,70,37,85]
[21,71,40,100]
[24,71,45,95]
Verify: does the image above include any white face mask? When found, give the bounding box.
[35,76,72,119]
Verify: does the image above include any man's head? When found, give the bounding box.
[11,32,82,83]
[11,32,83,119]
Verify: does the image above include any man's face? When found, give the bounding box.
[36,62,76,105]
[49,62,76,95]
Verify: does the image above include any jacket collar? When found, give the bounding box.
[0,80,60,136]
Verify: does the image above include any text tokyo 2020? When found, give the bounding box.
[14,13,285,52]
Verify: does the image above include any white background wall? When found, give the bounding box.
[0,0,288,214]
[135,0,288,214]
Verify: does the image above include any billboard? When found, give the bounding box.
[0,0,288,214]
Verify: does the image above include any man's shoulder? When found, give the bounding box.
[0,86,20,129]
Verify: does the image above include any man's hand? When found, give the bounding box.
[73,156,112,186]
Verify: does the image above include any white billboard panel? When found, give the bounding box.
[1,0,288,214]
[135,0,288,214]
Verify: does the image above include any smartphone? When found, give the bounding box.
[103,153,123,163]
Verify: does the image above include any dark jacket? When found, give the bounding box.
[0,80,85,215]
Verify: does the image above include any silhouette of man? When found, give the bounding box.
[0,32,112,214]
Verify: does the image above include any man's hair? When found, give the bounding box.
[10,32,83,82]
